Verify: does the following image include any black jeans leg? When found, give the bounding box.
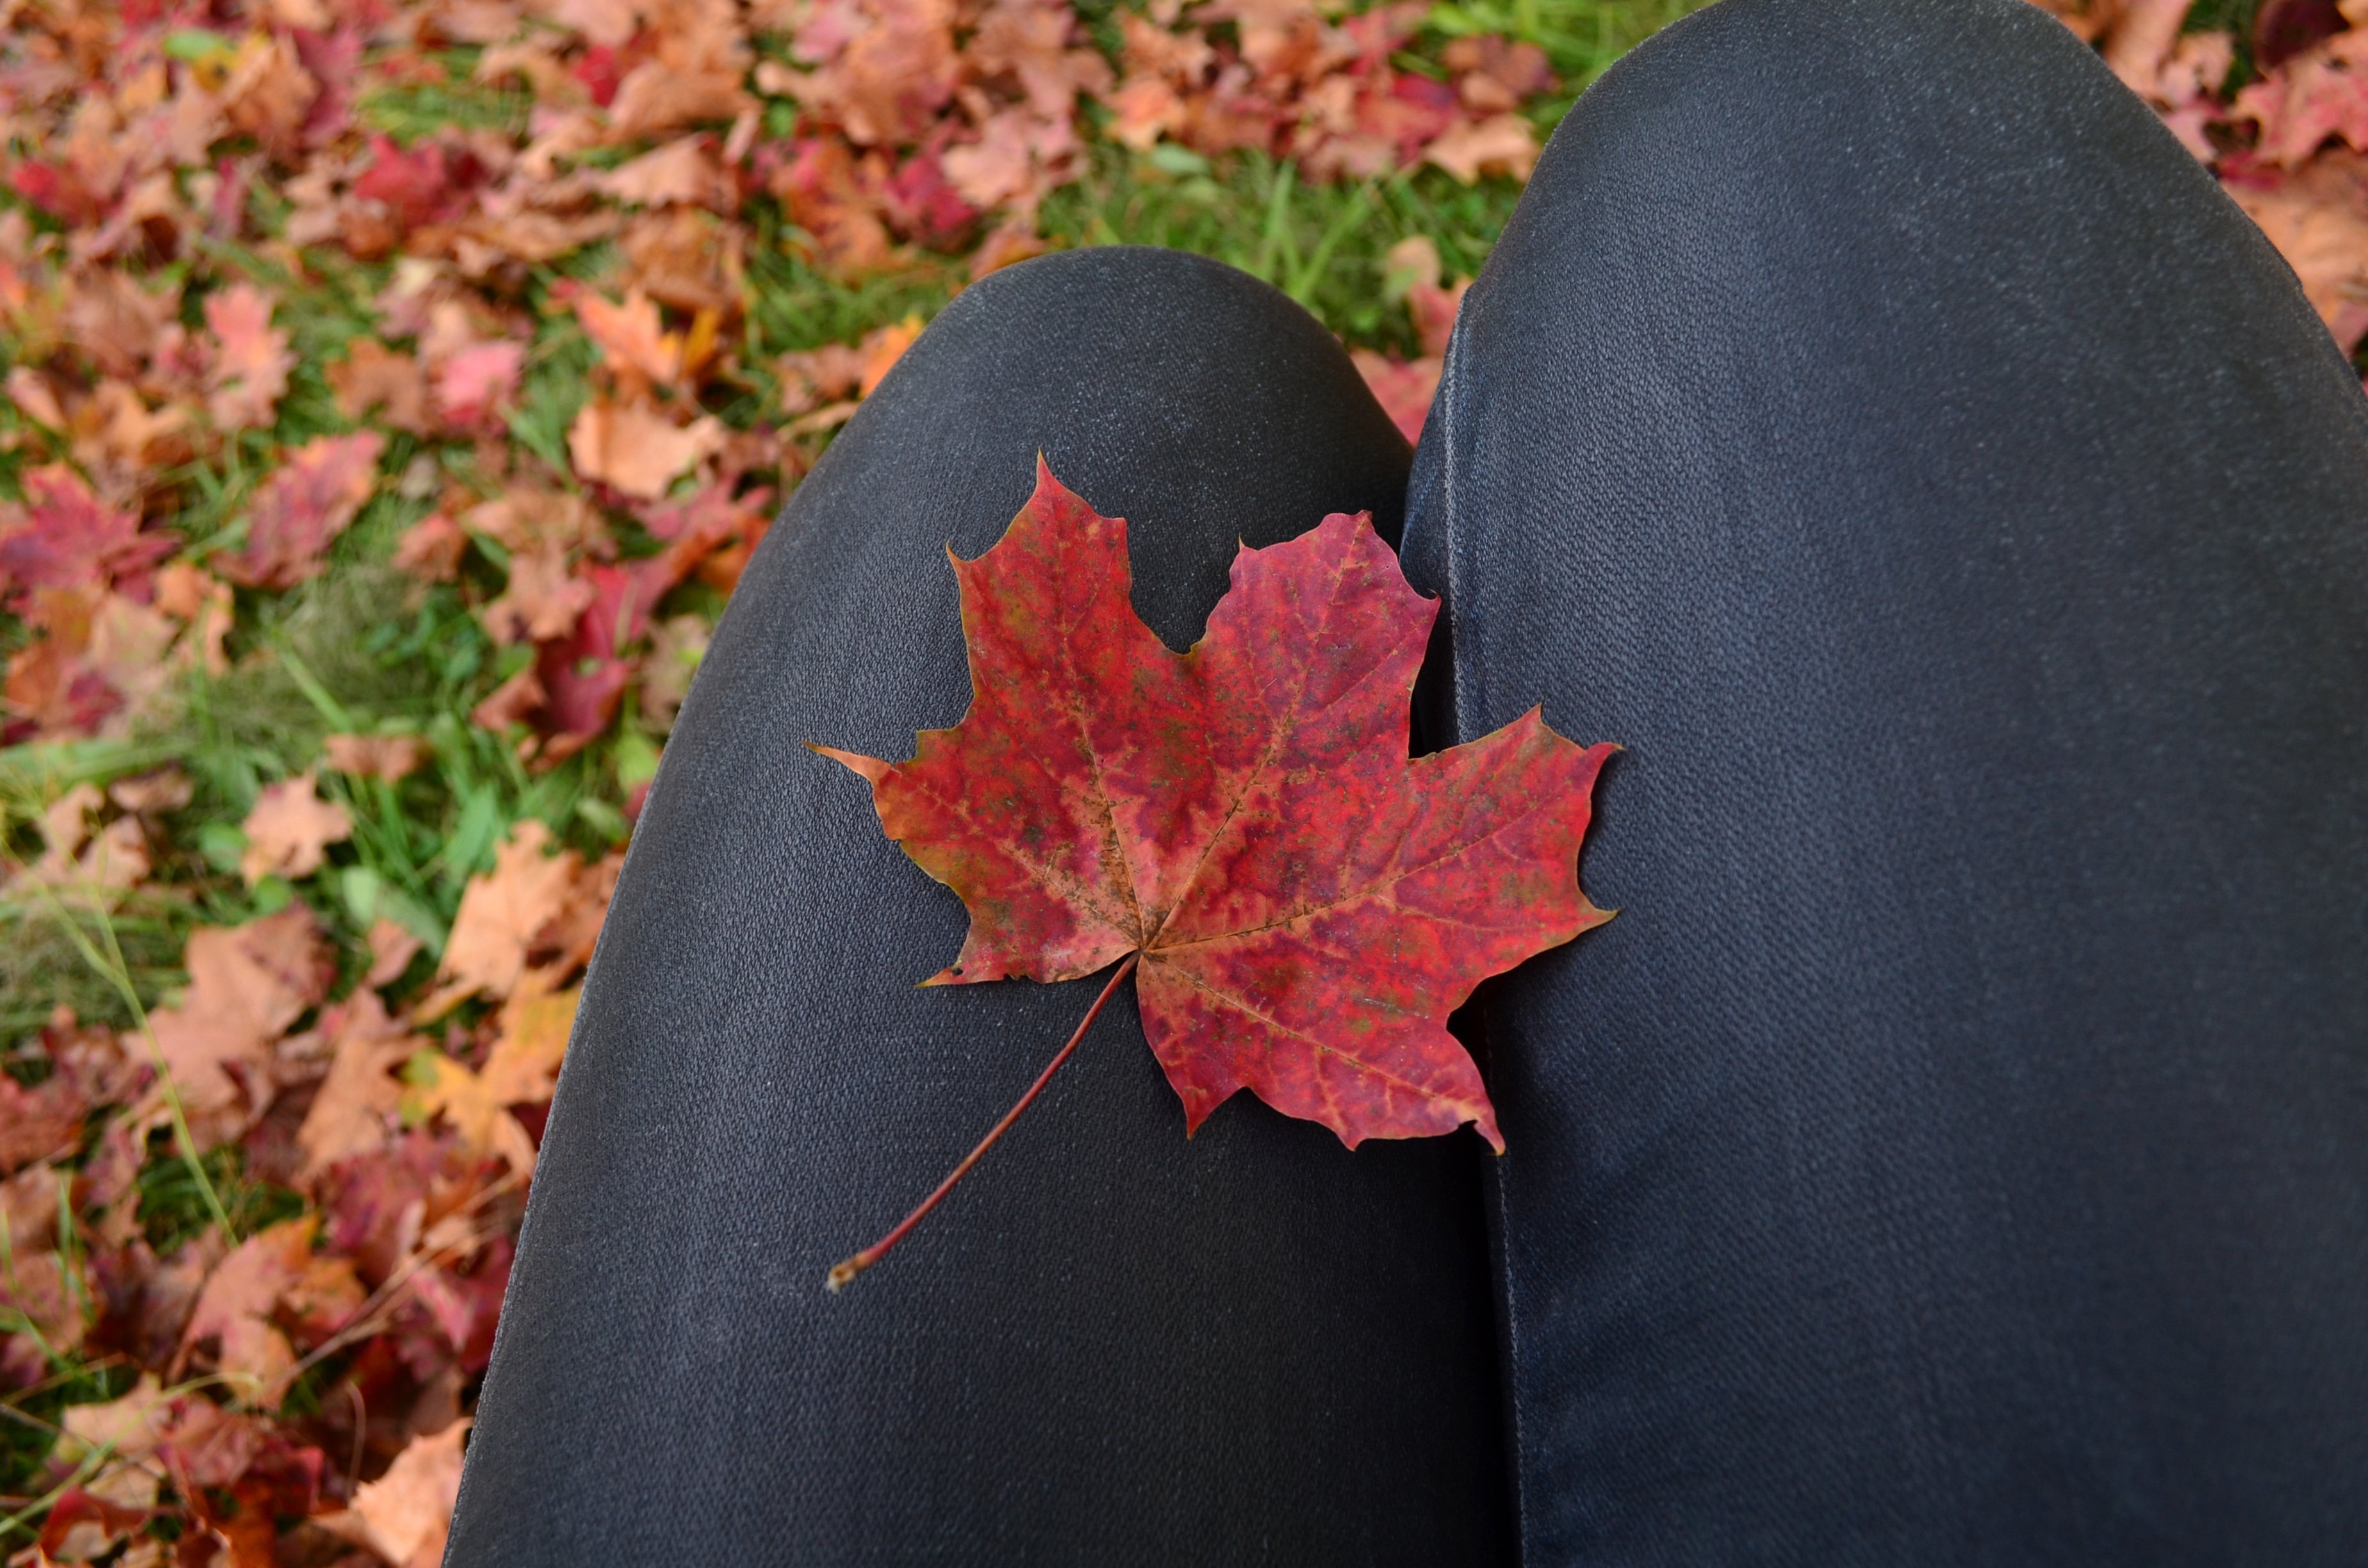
[445,249,1513,1566]
[1406,0,2368,1560]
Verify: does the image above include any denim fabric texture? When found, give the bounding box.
[444,249,1513,1566]
[1402,0,2368,1560]
[448,0,2368,1561]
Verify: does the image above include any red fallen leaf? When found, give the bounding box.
[816,460,1615,1284]
[2235,30,2368,165]
[354,133,465,231]
[877,149,981,250]
[434,339,524,429]
[204,283,295,432]
[0,466,176,608]
[218,431,386,589]
[9,159,102,227]
[1351,347,1441,445]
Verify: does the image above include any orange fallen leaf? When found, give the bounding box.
[575,286,682,383]
[296,992,417,1180]
[566,396,725,498]
[325,733,430,780]
[203,282,293,431]
[365,917,427,986]
[428,820,582,1007]
[329,1419,470,1568]
[145,907,334,1131]
[1423,113,1540,183]
[238,771,352,885]
[858,313,923,395]
[173,1216,315,1392]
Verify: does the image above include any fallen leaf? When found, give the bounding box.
[325,733,431,780]
[433,339,525,429]
[366,917,428,986]
[818,461,1615,1150]
[393,513,470,582]
[329,339,434,430]
[858,313,923,394]
[1350,347,1441,445]
[297,993,417,1179]
[174,1216,316,1391]
[0,466,176,606]
[595,136,730,208]
[328,1418,469,1568]
[1423,112,1540,183]
[239,771,352,885]
[58,1371,172,1466]
[429,820,581,1006]
[566,396,726,498]
[575,287,682,382]
[145,907,336,1131]
[218,432,386,589]
[2235,28,2368,164]
[403,988,579,1165]
[203,283,294,431]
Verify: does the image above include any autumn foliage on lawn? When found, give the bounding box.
[2035,0,2368,357]
[0,0,2351,1555]
[0,0,1565,1553]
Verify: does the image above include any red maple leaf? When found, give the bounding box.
[218,432,386,589]
[0,466,176,608]
[817,459,1615,1285]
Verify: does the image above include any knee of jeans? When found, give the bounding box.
[1522,0,2118,205]
[875,245,1332,401]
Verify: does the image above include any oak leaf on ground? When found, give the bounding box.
[819,461,1615,1150]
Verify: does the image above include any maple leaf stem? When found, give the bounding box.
[827,951,1142,1293]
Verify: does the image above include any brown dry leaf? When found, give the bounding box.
[566,396,726,498]
[172,1216,316,1392]
[153,562,233,675]
[144,907,334,1131]
[324,1419,470,1568]
[325,733,430,780]
[482,541,598,644]
[393,513,470,582]
[0,1068,87,1173]
[596,136,731,209]
[366,917,428,986]
[1424,113,1540,183]
[329,339,434,430]
[110,767,194,817]
[2228,153,2368,350]
[57,1371,172,1468]
[429,820,582,1007]
[239,771,352,885]
[297,993,418,1180]
[470,665,548,731]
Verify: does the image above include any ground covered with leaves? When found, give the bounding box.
[0,0,2351,1560]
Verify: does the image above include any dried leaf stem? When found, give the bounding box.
[828,952,1140,1292]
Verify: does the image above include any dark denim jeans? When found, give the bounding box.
[447,0,2368,1562]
